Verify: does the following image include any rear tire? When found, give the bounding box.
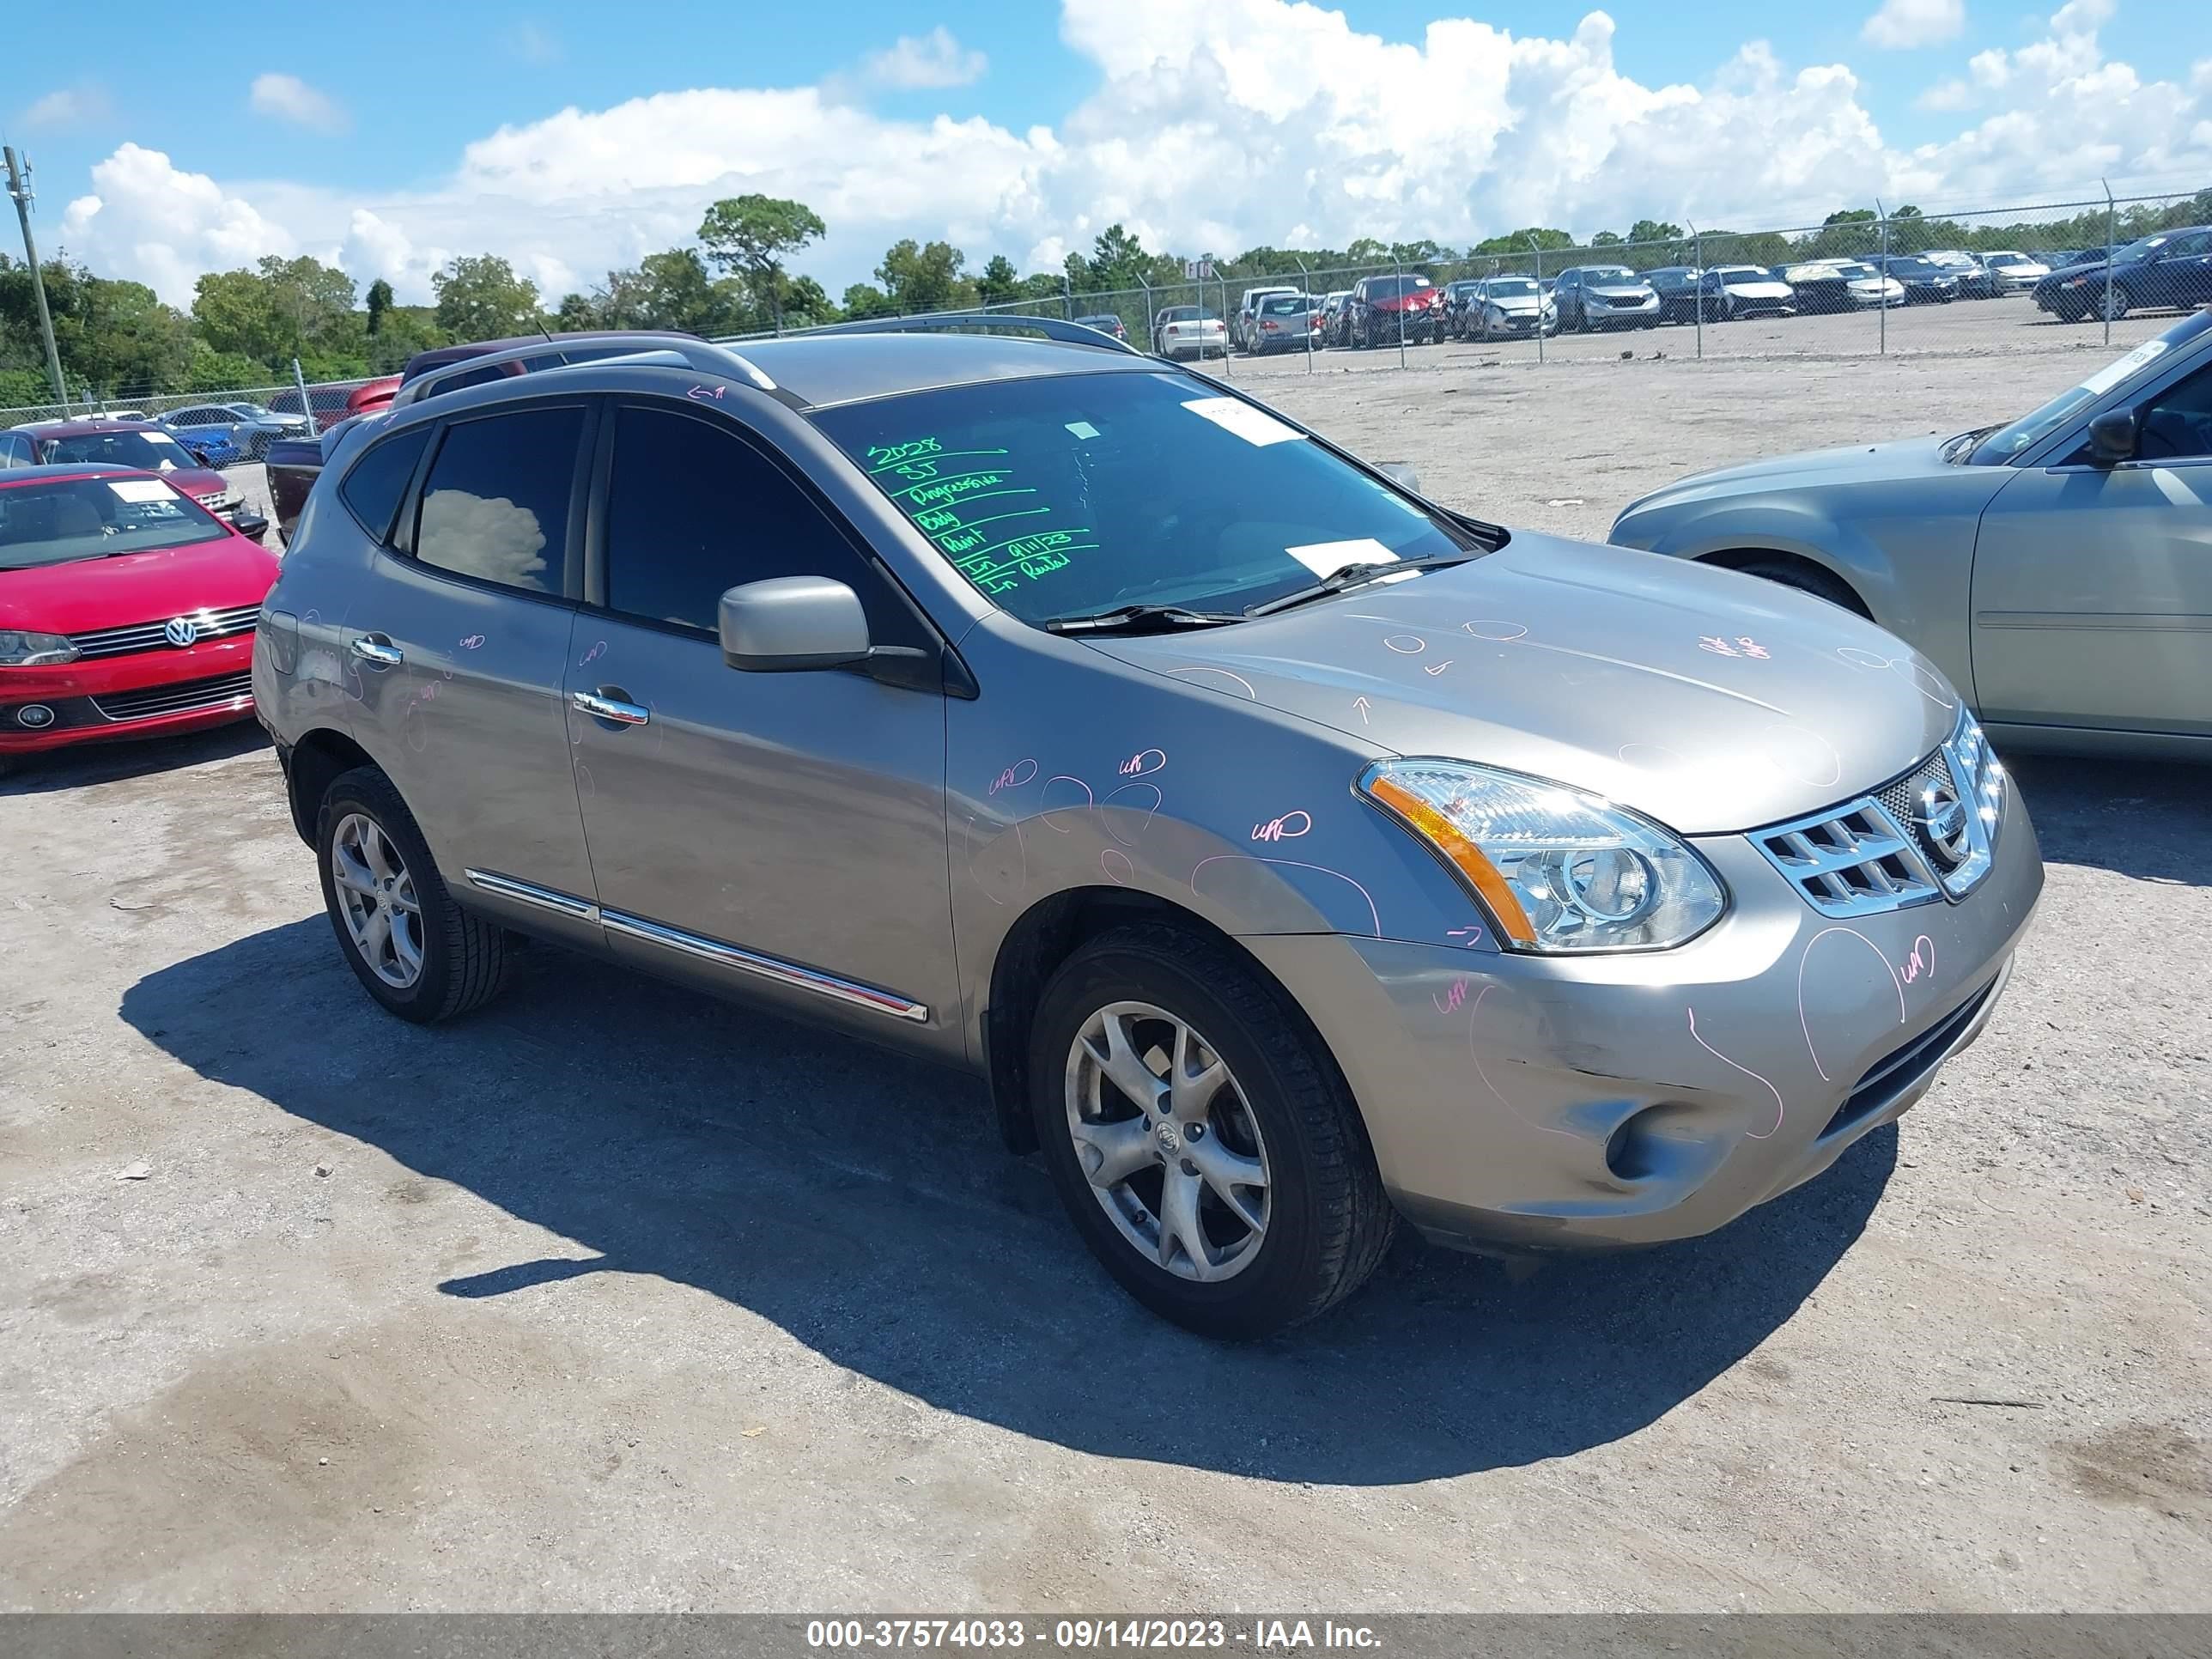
[315,765,514,1024]
[1724,556,1872,619]
[1029,922,1397,1339]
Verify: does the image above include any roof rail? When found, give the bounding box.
[390,335,780,410]
[799,311,1145,356]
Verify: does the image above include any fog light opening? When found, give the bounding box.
[1605,1109,1667,1182]
[15,704,56,730]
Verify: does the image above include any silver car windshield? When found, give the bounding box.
[812,370,1482,623]
[1971,310,2212,465]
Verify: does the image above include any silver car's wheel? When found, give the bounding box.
[330,811,424,988]
[1065,1000,1273,1284]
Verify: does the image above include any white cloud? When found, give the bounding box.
[46,0,2212,313]
[1917,78,1974,110]
[248,72,349,134]
[505,21,561,64]
[863,27,988,89]
[1862,0,1966,50]
[20,84,112,129]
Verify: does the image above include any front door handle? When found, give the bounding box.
[573,688,649,726]
[349,635,404,666]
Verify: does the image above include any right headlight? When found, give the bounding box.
[0,629,78,666]
[1359,758,1726,953]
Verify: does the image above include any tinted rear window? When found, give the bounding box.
[338,428,431,543]
[413,406,583,594]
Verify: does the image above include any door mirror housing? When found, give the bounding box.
[2087,407,2139,467]
[720,575,872,672]
[231,507,270,539]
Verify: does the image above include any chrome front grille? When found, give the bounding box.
[68,604,261,660]
[1753,796,1942,918]
[1755,711,2006,917]
[91,670,255,722]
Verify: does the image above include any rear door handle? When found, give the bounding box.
[349,635,404,666]
[573,689,649,726]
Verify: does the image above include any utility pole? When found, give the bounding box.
[4,147,68,406]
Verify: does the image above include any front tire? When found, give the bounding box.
[316,765,514,1023]
[1029,923,1396,1339]
[1724,556,1872,619]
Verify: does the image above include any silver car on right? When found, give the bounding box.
[1611,308,2212,758]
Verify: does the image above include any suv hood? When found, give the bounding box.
[1625,433,1973,499]
[1088,534,1955,836]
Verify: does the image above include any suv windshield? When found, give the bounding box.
[1260,296,1311,315]
[0,477,225,568]
[1970,310,2212,464]
[41,429,195,471]
[811,370,1484,624]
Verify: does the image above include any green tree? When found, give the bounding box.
[1627,220,1685,246]
[365,278,393,337]
[432,254,542,341]
[975,254,1021,307]
[840,282,897,319]
[697,194,827,330]
[191,255,360,369]
[554,291,599,331]
[1589,230,1623,248]
[365,305,446,374]
[780,275,836,328]
[875,239,975,313]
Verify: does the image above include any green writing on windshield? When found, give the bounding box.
[866,434,1095,597]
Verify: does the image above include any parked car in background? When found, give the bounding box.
[1464,276,1558,339]
[1921,250,2001,300]
[1439,280,1486,338]
[1235,286,1303,353]
[1612,308,2212,755]
[1781,260,1905,313]
[160,402,310,461]
[1319,290,1355,347]
[1346,273,1442,347]
[1871,255,1960,304]
[0,464,278,775]
[1643,266,1711,325]
[1073,314,1129,343]
[1151,306,1227,360]
[1553,265,1660,331]
[1247,292,1322,353]
[254,319,2039,1336]
[2032,227,2212,323]
[8,419,251,526]
[1979,251,2050,293]
[1699,264,1797,320]
[268,377,401,434]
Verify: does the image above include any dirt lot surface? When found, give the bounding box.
[2,345,2208,1613]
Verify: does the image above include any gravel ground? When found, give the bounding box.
[1,345,2207,1614]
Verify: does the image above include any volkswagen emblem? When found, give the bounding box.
[163,615,199,648]
[1915,774,1972,869]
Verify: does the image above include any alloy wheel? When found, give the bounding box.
[1064,1000,1272,1284]
[330,811,425,988]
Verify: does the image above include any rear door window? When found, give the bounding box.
[412,405,586,595]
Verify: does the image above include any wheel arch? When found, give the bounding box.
[284,726,377,847]
[1695,546,1875,617]
[978,885,1340,1157]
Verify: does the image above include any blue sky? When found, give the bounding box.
[4,0,2206,303]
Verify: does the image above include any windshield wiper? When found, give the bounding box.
[1243,554,1475,617]
[1043,603,1244,635]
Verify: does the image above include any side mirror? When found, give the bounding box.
[232,507,270,538]
[720,575,872,672]
[1376,462,1423,494]
[2087,408,2138,467]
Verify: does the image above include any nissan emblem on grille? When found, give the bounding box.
[163,617,199,648]
[1915,768,1971,870]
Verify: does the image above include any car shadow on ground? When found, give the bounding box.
[122,913,1893,1486]
[2007,752,2212,889]
[0,721,267,798]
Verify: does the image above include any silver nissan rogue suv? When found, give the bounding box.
[253,319,2041,1337]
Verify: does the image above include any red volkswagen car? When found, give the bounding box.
[0,465,278,775]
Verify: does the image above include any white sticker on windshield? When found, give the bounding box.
[1065,421,1100,440]
[1284,538,1398,578]
[143,430,179,444]
[107,479,174,502]
[1182,397,1302,447]
[2081,338,2169,396]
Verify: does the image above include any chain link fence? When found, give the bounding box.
[8,188,2207,428]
